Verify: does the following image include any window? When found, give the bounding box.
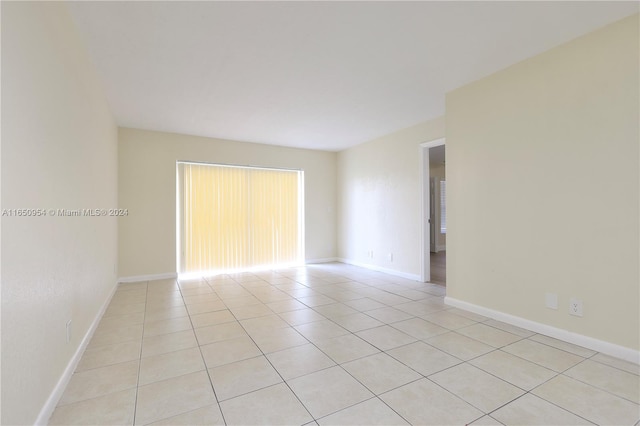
[440,180,446,234]
[178,162,304,276]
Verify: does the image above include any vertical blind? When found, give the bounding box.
[440,180,447,234]
[180,162,303,274]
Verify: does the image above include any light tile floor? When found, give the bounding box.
[50,263,640,425]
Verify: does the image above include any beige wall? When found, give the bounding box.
[446,15,639,350]
[1,2,119,424]
[118,128,337,278]
[429,163,447,251]
[337,117,445,277]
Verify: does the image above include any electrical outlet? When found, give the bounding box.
[66,320,72,343]
[569,298,583,317]
[545,293,558,310]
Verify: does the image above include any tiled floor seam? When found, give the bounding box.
[131,280,149,425]
[224,289,317,424]
[520,367,604,424]
[313,395,412,425]
[483,333,586,369]
[297,325,427,422]
[586,352,640,376]
[179,276,228,426]
[464,348,561,394]
[557,366,640,405]
[370,395,414,426]
[52,266,639,426]
[526,337,598,359]
[422,374,502,417]
[232,270,413,423]
[500,389,598,425]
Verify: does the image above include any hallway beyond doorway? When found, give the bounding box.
[430,251,446,286]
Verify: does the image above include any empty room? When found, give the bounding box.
[2,1,638,425]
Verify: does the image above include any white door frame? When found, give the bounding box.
[419,138,445,282]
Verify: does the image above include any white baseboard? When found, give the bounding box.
[35,281,119,425]
[338,258,420,281]
[445,296,640,365]
[306,257,339,264]
[118,272,177,283]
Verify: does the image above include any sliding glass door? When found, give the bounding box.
[177,162,304,276]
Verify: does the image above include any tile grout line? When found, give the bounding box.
[518,358,601,424]
[232,270,406,422]
[131,280,149,426]
[555,357,640,405]
[221,274,318,424]
[136,276,230,424]
[293,275,626,426]
[63,265,638,426]
[185,275,229,426]
[285,298,410,423]
[280,277,438,424]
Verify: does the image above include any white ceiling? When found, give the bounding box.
[67,1,638,152]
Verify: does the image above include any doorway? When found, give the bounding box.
[420,138,446,284]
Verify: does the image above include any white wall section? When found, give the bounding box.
[337,118,445,278]
[1,2,119,424]
[118,128,337,279]
[446,14,639,351]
